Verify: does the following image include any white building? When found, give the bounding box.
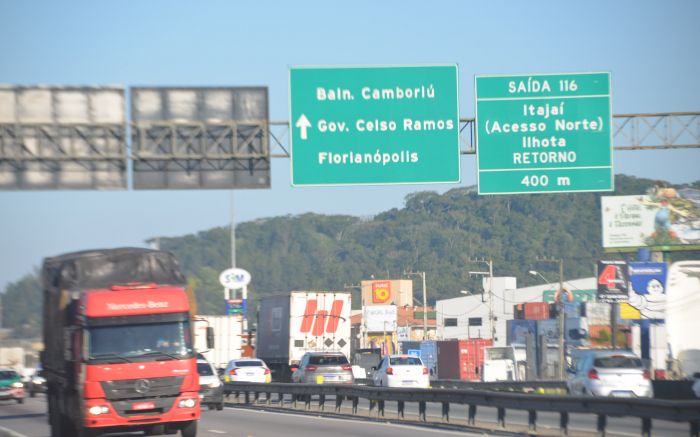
[436,276,596,346]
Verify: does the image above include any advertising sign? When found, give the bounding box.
[597,260,629,303]
[363,305,397,332]
[601,189,700,248]
[219,268,251,289]
[627,262,667,320]
[290,65,460,186]
[372,281,391,304]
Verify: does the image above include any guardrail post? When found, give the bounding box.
[319,394,325,411]
[266,392,271,406]
[398,401,405,419]
[560,412,569,436]
[293,393,298,408]
[304,394,311,410]
[497,407,505,428]
[335,394,343,412]
[528,410,537,432]
[378,400,385,417]
[278,392,284,407]
[690,420,699,437]
[244,391,250,404]
[597,414,607,437]
[352,396,359,415]
[254,391,259,403]
[419,401,427,422]
[468,405,477,426]
[442,402,450,422]
[641,418,651,437]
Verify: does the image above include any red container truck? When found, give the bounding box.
[42,248,201,437]
[437,339,493,380]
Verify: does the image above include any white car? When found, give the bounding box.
[223,358,271,384]
[567,350,653,398]
[372,355,430,388]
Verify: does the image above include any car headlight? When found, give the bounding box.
[11,382,23,388]
[208,380,221,388]
[178,398,197,408]
[31,378,43,385]
[88,406,110,416]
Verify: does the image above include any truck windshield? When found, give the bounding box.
[87,320,194,363]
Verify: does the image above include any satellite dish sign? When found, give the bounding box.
[219,268,251,289]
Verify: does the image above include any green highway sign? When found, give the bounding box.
[290,65,460,186]
[475,72,613,195]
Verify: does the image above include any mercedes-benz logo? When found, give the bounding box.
[134,379,151,394]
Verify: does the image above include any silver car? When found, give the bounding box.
[291,352,354,384]
[567,350,653,398]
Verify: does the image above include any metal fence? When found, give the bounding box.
[225,381,700,437]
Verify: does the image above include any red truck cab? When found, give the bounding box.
[79,284,199,436]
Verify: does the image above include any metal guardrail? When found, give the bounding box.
[225,382,700,437]
[432,379,567,393]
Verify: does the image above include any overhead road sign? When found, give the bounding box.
[130,87,270,190]
[475,72,613,195]
[0,86,127,190]
[289,65,460,186]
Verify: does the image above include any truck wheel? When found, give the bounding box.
[216,402,224,411]
[180,420,197,437]
[16,398,24,404]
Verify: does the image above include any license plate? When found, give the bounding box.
[611,391,633,397]
[246,372,254,376]
[132,401,155,410]
[402,380,413,385]
[324,375,337,380]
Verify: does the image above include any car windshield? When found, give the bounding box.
[594,356,643,368]
[390,357,422,366]
[87,320,194,363]
[308,355,348,365]
[197,362,214,376]
[0,371,18,379]
[234,360,264,367]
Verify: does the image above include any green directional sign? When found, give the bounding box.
[475,72,613,195]
[290,65,460,186]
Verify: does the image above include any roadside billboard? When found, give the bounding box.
[601,188,700,249]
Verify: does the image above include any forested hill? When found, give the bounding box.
[3,174,699,337]
[156,174,698,314]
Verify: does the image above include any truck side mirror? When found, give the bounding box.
[206,327,215,350]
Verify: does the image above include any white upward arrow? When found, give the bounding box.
[295,114,312,140]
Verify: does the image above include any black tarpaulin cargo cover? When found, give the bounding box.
[42,247,186,292]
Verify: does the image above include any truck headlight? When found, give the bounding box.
[88,406,110,416]
[178,398,197,408]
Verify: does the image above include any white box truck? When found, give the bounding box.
[194,315,243,371]
[256,291,352,381]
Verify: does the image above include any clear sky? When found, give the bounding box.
[1,0,699,289]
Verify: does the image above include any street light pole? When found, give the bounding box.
[534,257,566,379]
[468,258,494,341]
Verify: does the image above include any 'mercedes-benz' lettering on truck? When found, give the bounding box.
[41,248,200,437]
[256,291,351,381]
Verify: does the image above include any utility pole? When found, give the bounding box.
[468,258,494,341]
[536,256,566,379]
[404,270,428,340]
